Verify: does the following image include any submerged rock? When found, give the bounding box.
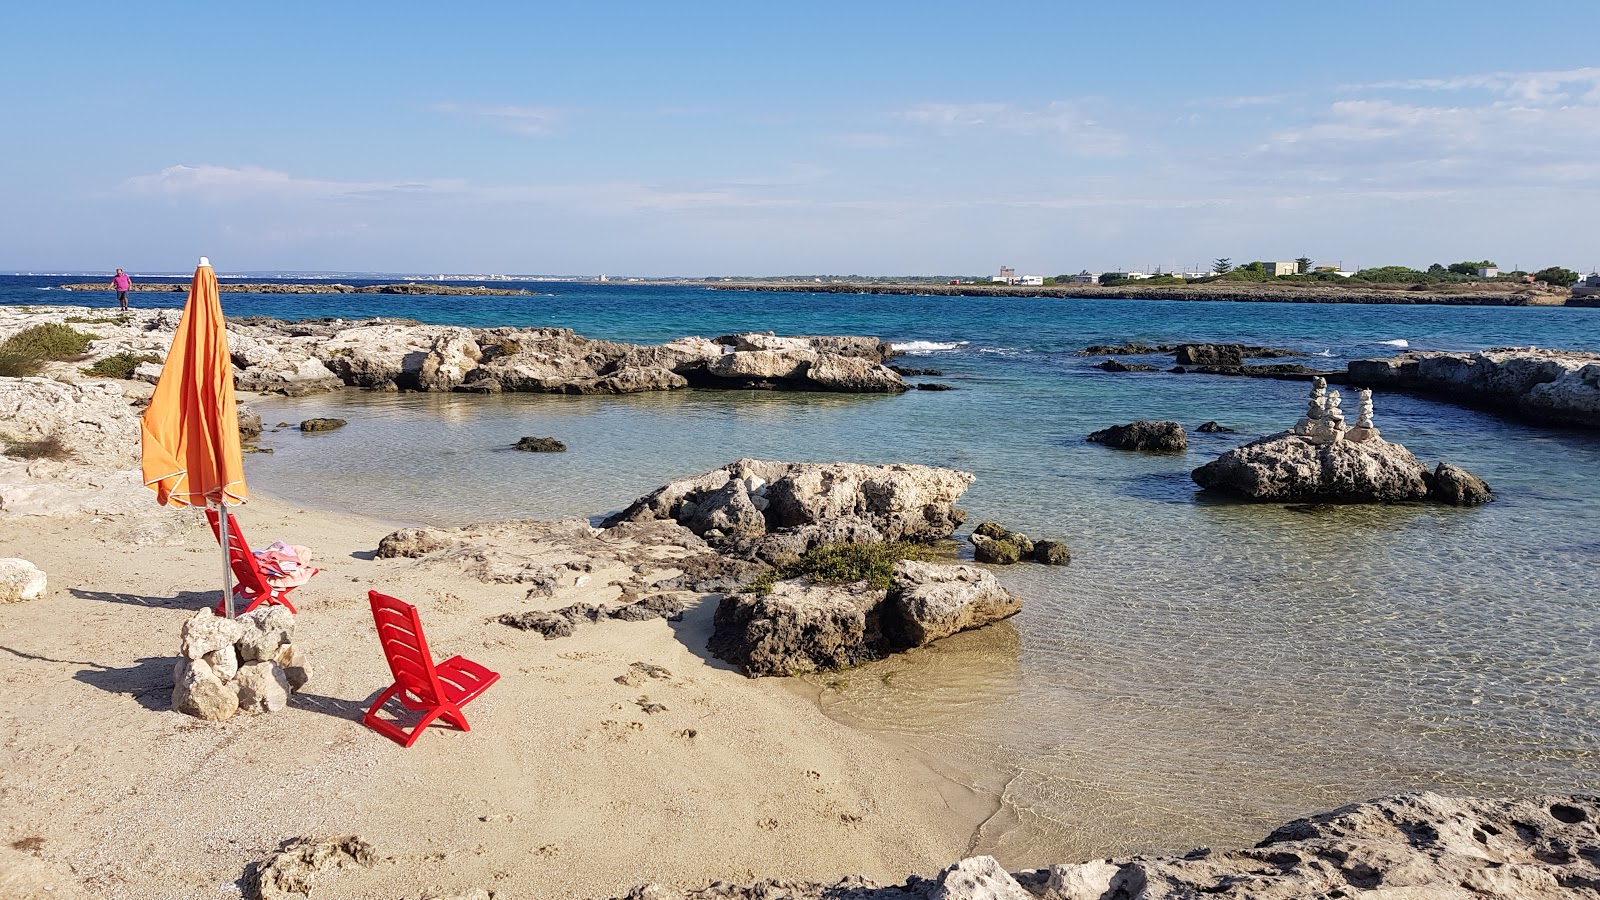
[1192,432,1431,502]
[1087,420,1188,452]
[1094,358,1160,372]
[1428,461,1493,505]
[299,418,347,433]
[1195,420,1235,433]
[513,436,566,452]
[1032,540,1071,565]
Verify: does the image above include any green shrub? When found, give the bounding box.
[0,323,98,361]
[64,314,132,327]
[744,541,939,594]
[3,434,70,460]
[83,352,161,379]
[0,351,42,378]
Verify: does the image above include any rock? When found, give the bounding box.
[929,856,1035,900]
[1032,540,1071,565]
[971,522,1032,553]
[1348,347,1600,428]
[498,611,575,639]
[604,459,974,551]
[275,643,313,691]
[652,553,770,593]
[254,835,376,900]
[1192,432,1432,502]
[180,608,245,660]
[1095,359,1160,373]
[171,658,239,721]
[204,645,239,681]
[235,606,294,662]
[746,518,885,568]
[1195,420,1235,433]
[1175,343,1245,366]
[1087,421,1187,452]
[913,382,957,391]
[235,660,291,713]
[513,436,566,452]
[890,365,942,376]
[237,404,262,436]
[706,348,815,381]
[1076,343,1174,356]
[805,354,908,393]
[375,526,458,558]
[709,579,888,676]
[610,593,693,622]
[889,561,1022,647]
[1429,462,1493,505]
[0,558,47,602]
[299,418,347,432]
[0,378,141,468]
[970,534,1022,565]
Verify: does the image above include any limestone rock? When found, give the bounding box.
[1349,347,1600,428]
[1095,359,1159,372]
[706,348,816,381]
[929,856,1035,900]
[275,643,313,691]
[254,835,376,900]
[234,660,291,713]
[970,534,1022,565]
[709,579,887,677]
[0,377,141,468]
[0,558,47,603]
[180,608,245,660]
[1087,420,1188,452]
[1174,343,1245,366]
[375,526,459,558]
[235,606,295,662]
[236,404,263,437]
[1192,432,1432,502]
[889,561,1021,647]
[1429,462,1493,505]
[299,418,347,433]
[498,611,575,639]
[746,518,884,567]
[204,645,239,681]
[171,658,239,721]
[972,522,1033,554]
[605,459,974,552]
[805,354,908,393]
[1195,420,1235,433]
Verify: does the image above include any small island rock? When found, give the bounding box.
[1087,420,1188,452]
[1192,432,1431,502]
[1428,462,1493,505]
[513,436,567,452]
[1032,540,1071,565]
[299,418,347,433]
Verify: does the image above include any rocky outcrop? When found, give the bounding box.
[1192,432,1433,502]
[254,835,376,900]
[0,558,47,602]
[513,436,566,452]
[1094,359,1159,372]
[1087,420,1188,452]
[708,560,1021,677]
[1429,462,1493,505]
[616,793,1600,900]
[602,459,974,554]
[299,418,346,432]
[0,377,142,467]
[1348,347,1600,428]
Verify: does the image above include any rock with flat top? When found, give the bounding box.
[0,558,47,603]
[1429,462,1493,505]
[710,579,887,676]
[299,417,347,433]
[1088,420,1188,452]
[889,561,1021,647]
[1192,432,1431,502]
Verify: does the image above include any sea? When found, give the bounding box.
[9,275,1600,865]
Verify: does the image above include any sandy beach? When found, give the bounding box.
[0,486,986,898]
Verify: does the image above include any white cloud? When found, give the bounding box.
[432,102,567,136]
[897,100,1128,157]
[123,165,459,202]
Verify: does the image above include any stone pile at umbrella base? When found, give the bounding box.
[172,607,312,721]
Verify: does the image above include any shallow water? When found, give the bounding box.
[9,278,1599,864]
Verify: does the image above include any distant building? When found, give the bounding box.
[1101,271,1147,281]
[1070,273,1100,284]
[1268,262,1298,277]
[1018,275,1044,286]
[991,265,1018,284]
[1477,266,1499,278]
[1573,272,1600,298]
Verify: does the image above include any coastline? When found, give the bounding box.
[0,484,990,898]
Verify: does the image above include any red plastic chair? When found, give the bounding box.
[204,509,317,617]
[364,590,500,748]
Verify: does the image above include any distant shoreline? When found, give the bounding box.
[57,281,532,296]
[698,280,1578,307]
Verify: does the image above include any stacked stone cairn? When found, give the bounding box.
[1293,377,1380,445]
[172,606,312,721]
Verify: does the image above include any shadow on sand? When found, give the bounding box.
[72,656,174,711]
[69,588,216,611]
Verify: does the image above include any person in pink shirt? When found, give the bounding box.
[110,268,132,310]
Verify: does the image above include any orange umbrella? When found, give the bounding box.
[140,257,249,615]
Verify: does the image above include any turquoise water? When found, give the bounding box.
[9,277,1600,863]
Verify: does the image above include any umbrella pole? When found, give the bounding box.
[219,501,236,619]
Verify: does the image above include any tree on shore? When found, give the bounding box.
[1447,260,1497,275]
[1533,266,1580,287]
[1212,258,1232,274]
[1295,256,1312,274]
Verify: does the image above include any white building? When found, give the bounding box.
[1070,273,1100,284]
[1018,275,1044,286]
[1268,261,1298,277]
[1477,266,1499,278]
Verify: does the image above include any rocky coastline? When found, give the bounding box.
[705,280,1574,307]
[1346,346,1600,429]
[0,306,910,396]
[60,281,533,295]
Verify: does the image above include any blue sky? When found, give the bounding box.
[4,1,1598,275]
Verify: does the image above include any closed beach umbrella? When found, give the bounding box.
[140,257,249,616]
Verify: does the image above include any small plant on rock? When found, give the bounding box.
[743,541,938,594]
[83,352,161,379]
[0,323,98,362]
[3,434,71,461]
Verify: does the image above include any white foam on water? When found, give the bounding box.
[891,340,969,354]
[1378,339,1410,348]
[1316,349,1335,357]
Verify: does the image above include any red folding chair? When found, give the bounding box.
[204,509,317,616]
[364,590,500,748]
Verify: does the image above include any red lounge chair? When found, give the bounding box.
[204,508,317,617]
[364,590,500,748]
